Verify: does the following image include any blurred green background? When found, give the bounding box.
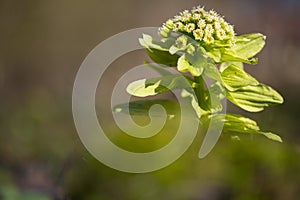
[1,0,300,199]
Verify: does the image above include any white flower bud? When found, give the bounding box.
[193,29,204,41]
[184,23,196,33]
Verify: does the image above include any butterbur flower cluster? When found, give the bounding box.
[160,6,235,48]
[123,5,284,149]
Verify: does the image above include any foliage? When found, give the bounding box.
[115,6,284,142]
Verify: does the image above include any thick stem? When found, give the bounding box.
[193,76,206,108]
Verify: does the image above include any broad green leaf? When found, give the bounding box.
[113,99,179,117]
[215,33,266,64]
[145,49,179,67]
[177,54,203,76]
[209,114,282,142]
[226,84,284,112]
[127,75,192,97]
[219,62,244,72]
[221,64,259,91]
[203,46,257,65]
[233,33,266,59]
[204,48,222,63]
[215,114,259,132]
[220,49,258,64]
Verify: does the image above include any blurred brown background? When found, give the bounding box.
[0,0,300,199]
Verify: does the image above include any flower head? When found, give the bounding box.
[159,6,235,48]
[197,19,206,29]
[193,29,204,41]
[173,22,184,32]
[184,23,196,33]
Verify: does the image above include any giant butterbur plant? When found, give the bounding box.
[117,6,284,142]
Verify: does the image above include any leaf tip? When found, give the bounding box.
[262,132,283,143]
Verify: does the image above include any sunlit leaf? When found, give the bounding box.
[209,114,282,142]
[127,79,161,97]
[204,48,222,63]
[181,89,205,118]
[127,75,192,97]
[207,33,266,64]
[177,54,203,76]
[233,33,266,59]
[113,99,179,117]
[220,49,258,64]
[219,62,244,72]
[221,64,259,91]
[203,63,222,82]
[226,84,284,112]
[205,81,225,113]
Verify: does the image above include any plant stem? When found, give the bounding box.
[194,76,206,109]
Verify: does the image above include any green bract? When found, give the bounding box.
[115,6,284,143]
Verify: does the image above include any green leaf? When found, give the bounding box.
[219,62,244,72]
[221,64,259,91]
[177,47,217,77]
[205,81,225,113]
[127,75,192,97]
[169,35,189,55]
[145,49,179,67]
[203,62,222,82]
[181,81,224,117]
[139,34,165,50]
[260,132,283,142]
[127,79,161,97]
[169,45,181,55]
[181,89,207,118]
[233,33,266,59]
[113,99,179,117]
[209,114,282,142]
[139,34,179,66]
[226,84,284,112]
[215,33,266,64]
[177,54,203,76]
[220,49,258,64]
[204,48,222,63]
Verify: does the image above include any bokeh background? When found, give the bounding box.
[1,0,300,199]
